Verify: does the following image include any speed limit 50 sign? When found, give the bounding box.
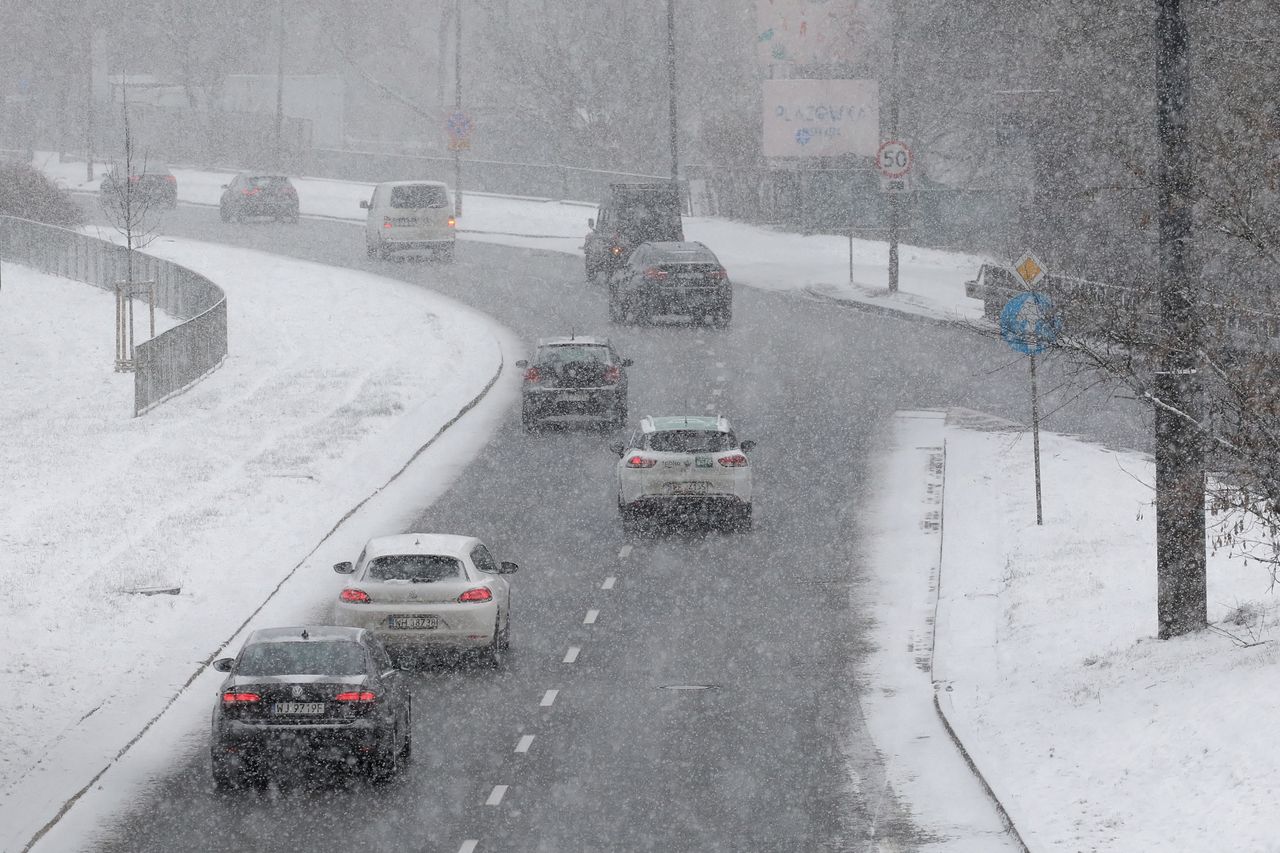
[876,139,913,193]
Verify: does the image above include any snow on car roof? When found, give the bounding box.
[643,415,729,433]
[376,180,449,188]
[361,533,478,560]
[537,335,610,348]
[247,625,365,644]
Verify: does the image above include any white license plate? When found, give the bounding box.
[679,273,702,282]
[557,392,589,402]
[389,615,439,629]
[272,702,325,716]
[665,482,710,495]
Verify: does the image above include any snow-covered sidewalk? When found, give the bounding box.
[910,409,1279,851]
[35,152,987,323]
[0,246,520,851]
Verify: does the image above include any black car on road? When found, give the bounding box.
[100,163,177,209]
[220,173,300,223]
[517,336,632,431]
[609,241,732,328]
[584,182,683,284]
[209,626,411,789]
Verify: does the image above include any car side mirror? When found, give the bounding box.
[499,561,519,574]
[360,200,370,209]
[587,218,595,229]
[515,359,528,368]
[220,183,229,189]
[333,561,355,574]
[608,442,626,456]
[740,440,757,452]
[620,358,633,367]
[212,658,234,673]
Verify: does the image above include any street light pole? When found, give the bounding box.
[665,0,679,183]
[886,0,901,293]
[274,0,285,170]
[453,0,464,218]
[1153,0,1205,638]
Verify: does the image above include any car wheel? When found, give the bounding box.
[437,244,456,264]
[733,504,754,532]
[499,609,511,650]
[619,501,640,535]
[211,755,237,791]
[522,405,539,432]
[608,290,626,324]
[369,723,403,782]
[365,239,377,259]
[479,617,504,669]
[399,702,413,761]
[712,304,732,329]
[219,205,230,223]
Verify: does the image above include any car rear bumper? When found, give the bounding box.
[376,237,455,251]
[524,388,623,418]
[213,720,382,763]
[624,495,750,516]
[333,600,498,648]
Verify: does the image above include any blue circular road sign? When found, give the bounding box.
[1000,291,1061,355]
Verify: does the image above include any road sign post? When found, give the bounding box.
[999,264,1060,526]
[875,140,913,294]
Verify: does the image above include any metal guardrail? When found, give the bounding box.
[0,216,227,415]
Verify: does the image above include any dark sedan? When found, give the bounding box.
[608,241,732,327]
[100,163,177,209]
[219,173,299,222]
[209,626,410,789]
[517,336,631,431]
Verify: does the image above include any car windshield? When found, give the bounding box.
[246,176,289,188]
[366,553,465,582]
[236,641,367,677]
[537,345,609,365]
[390,185,449,208]
[645,430,736,453]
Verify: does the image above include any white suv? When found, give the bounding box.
[361,181,456,262]
[610,415,756,531]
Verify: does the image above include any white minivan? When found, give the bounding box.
[361,180,456,262]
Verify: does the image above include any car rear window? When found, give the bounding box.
[646,430,736,453]
[537,345,609,364]
[390,185,449,209]
[366,554,465,582]
[247,175,290,188]
[237,641,367,676]
[654,248,717,265]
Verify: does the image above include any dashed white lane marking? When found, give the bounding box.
[715,361,726,369]
[602,576,616,590]
[704,403,716,412]
[584,609,599,625]
[716,375,727,382]
[540,689,559,707]
[618,544,633,559]
[458,841,479,853]
[563,646,581,663]
[485,785,508,806]
[711,388,723,396]
[515,735,535,753]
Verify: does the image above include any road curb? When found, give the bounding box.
[801,285,981,332]
[19,350,507,853]
[927,427,1033,853]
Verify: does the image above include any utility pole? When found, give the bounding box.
[453,0,464,218]
[886,0,901,294]
[665,0,679,183]
[1153,0,1205,638]
[274,0,285,170]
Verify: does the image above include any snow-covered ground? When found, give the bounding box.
[0,249,521,851]
[922,409,1280,851]
[34,152,987,323]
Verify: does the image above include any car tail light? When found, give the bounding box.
[128,175,141,183]
[602,365,621,384]
[708,268,728,280]
[241,188,259,196]
[458,587,493,603]
[164,175,176,183]
[334,690,377,702]
[221,692,260,705]
[383,216,393,229]
[626,455,657,468]
[447,216,456,228]
[523,367,542,383]
[285,186,297,196]
[718,453,749,467]
[340,588,371,603]
[643,267,668,281]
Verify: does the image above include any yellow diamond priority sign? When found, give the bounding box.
[1014,252,1046,288]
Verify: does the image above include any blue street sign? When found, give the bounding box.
[1000,291,1061,355]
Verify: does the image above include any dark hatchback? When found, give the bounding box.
[517,336,632,431]
[219,173,299,222]
[100,163,177,209]
[609,241,732,327]
[209,626,410,789]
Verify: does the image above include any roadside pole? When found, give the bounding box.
[1029,350,1043,525]
[876,139,913,292]
[453,0,463,219]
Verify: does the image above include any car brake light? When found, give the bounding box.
[334,690,377,702]
[708,269,728,280]
[718,453,749,467]
[643,267,668,281]
[523,367,541,383]
[340,588,371,603]
[602,365,621,384]
[447,216,456,228]
[458,587,493,603]
[128,175,141,183]
[626,455,657,468]
[164,175,176,183]
[242,188,259,196]
[222,692,260,704]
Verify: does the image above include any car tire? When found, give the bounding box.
[499,609,511,650]
[479,617,504,669]
[400,702,413,760]
[211,755,237,792]
[437,244,456,264]
[712,304,732,329]
[219,205,230,223]
[608,290,626,324]
[368,725,402,783]
[734,504,754,532]
[619,501,640,535]
[522,404,539,432]
[365,239,377,259]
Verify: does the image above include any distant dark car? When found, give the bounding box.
[100,163,177,209]
[220,173,299,223]
[209,626,411,789]
[609,241,732,327]
[584,182,684,284]
[516,336,632,431]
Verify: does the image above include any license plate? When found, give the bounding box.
[272,702,325,716]
[558,392,589,402]
[391,217,416,226]
[679,272,702,282]
[695,455,713,468]
[666,482,710,494]
[389,614,439,629]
